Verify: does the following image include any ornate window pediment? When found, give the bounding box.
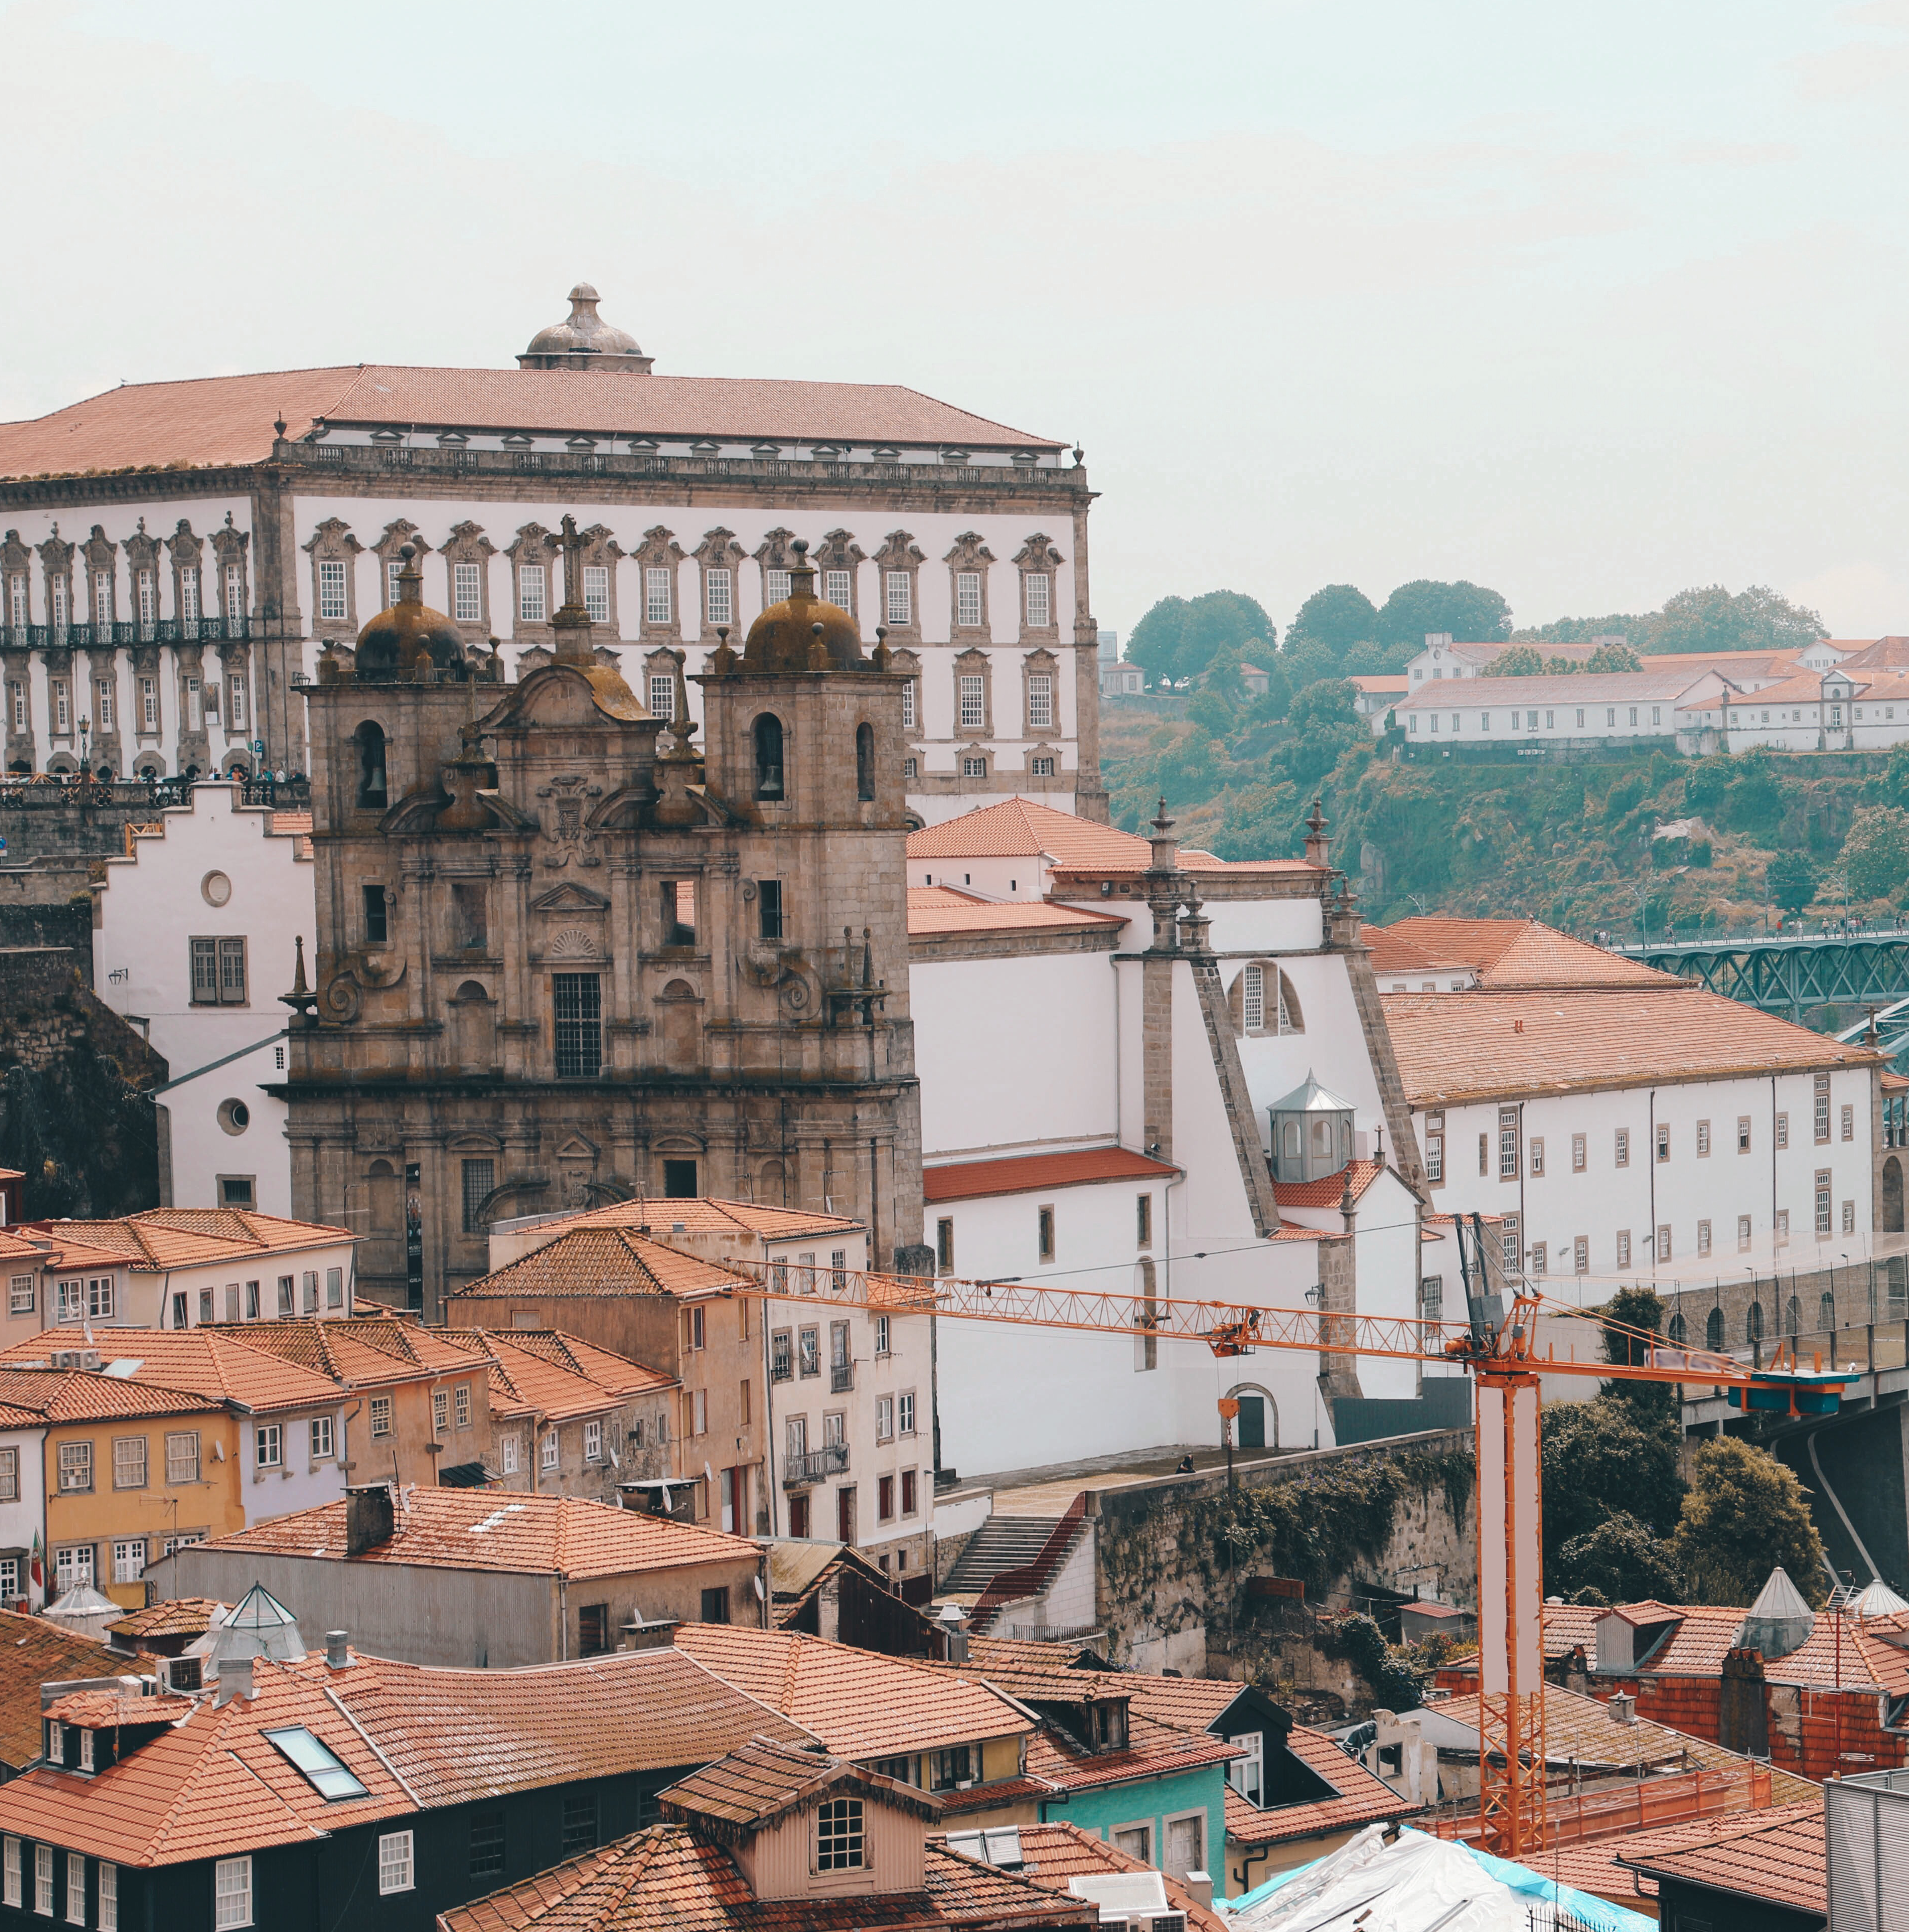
[874,531,925,637]
[1013,533,1065,639]
[507,523,559,632]
[529,881,612,916]
[811,529,866,621]
[694,528,746,636]
[945,532,996,637]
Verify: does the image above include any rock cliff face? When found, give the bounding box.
[0,948,166,1217]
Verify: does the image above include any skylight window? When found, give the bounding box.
[263,1726,368,1801]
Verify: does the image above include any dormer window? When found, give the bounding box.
[45,1718,62,1763]
[80,1727,94,1772]
[1088,1697,1130,1752]
[815,1797,867,1872]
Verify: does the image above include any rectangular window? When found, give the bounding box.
[705,567,732,627]
[874,1312,890,1355]
[98,1863,115,1932]
[469,1817,505,1881]
[9,684,21,731]
[1817,1169,1834,1235]
[301,1269,317,1312]
[554,973,602,1077]
[1845,1198,1857,1235]
[701,1585,731,1623]
[1498,1107,1518,1180]
[1697,1119,1712,1156]
[645,567,672,625]
[1815,1074,1832,1143]
[937,1217,954,1274]
[1777,1208,1791,1244]
[648,672,675,719]
[112,1537,147,1586]
[876,1395,893,1441]
[1738,1213,1753,1251]
[1025,571,1052,628]
[326,1267,343,1310]
[1777,1111,1790,1149]
[878,1473,895,1521]
[369,1395,392,1438]
[1137,1193,1153,1247]
[501,1433,519,1474]
[277,1275,294,1315]
[1037,1204,1056,1262]
[898,1390,916,1435]
[1615,1128,1630,1167]
[1656,1123,1670,1162]
[765,566,792,605]
[386,558,403,610]
[312,1415,335,1459]
[256,1424,282,1468]
[112,1436,147,1489]
[140,678,158,731]
[757,878,784,941]
[1698,1219,1712,1256]
[1656,1223,1671,1261]
[453,560,483,623]
[542,1427,560,1469]
[51,680,69,734]
[1500,1216,1521,1272]
[1571,1132,1586,1173]
[1027,672,1054,731]
[378,1832,414,1896]
[955,571,982,627]
[462,1158,495,1235]
[97,680,114,732]
[228,677,244,732]
[1573,1235,1589,1274]
[1479,1133,1488,1176]
[772,1329,793,1380]
[1530,1241,1547,1275]
[360,881,388,946]
[433,1389,447,1435]
[2,1838,16,1912]
[886,571,911,626]
[453,1383,471,1430]
[62,1851,84,1922]
[959,674,985,729]
[799,1325,820,1377]
[36,1844,53,1917]
[518,563,547,623]
[166,1432,199,1482]
[1842,1102,1855,1142]
[825,568,853,610]
[902,1467,918,1514]
[319,560,349,620]
[583,564,609,623]
[1616,1230,1632,1267]
[189,935,247,1005]
[583,1418,603,1462]
[214,1856,252,1928]
[562,1793,599,1858]
[662,878,696,946]
[1529,1137,1544,1177]
[0,1447,14,1501]
[58,1442,92,1492]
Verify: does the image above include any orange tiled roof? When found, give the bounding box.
[1025,1710,1240,1794]
[1377,918,1672,989]
[188,1487,759,1580]
[1622,1802,1826,1916]
[1832,635,1909,671]
[923,1148,1177,1204]
[1396,669,1712,708]
[0,1327,345,1415]
[1271,1159,1386,1210]
[449,1229,750,1304]
[0,1607,117,1771]
[442,1329,674,1424]
[906,886,1126,938]
[674,1624,1031,1762]
[908,799,1151,865]
[971,1823,1227,1932]
[1383,985,1876,1105]
[20,1207,354,1270]
[659,1735,938,1829]
[203,1314,480,1388]
[106,1597,226,1644]
[0,365,1061,481]
[527,1197,862,1242]
[0,1365,222,1425]
[44,1689,196,1728]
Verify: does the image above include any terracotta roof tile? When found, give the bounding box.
[1529,1801,1822,1904]
[0,1327,346,1414]
[44,1688,196,1727]
[908,801,1150,866]
[660,1735,937,1829]
[449,1229,750,1304]
[21,1207,354,1270]
[526,1198,862,1242]
[674,1625,1031,1762]
[968,1822,1227,1932]
[1384,985,1876,1105]
[444,1329,674,1423]
[1272,1159,1386,1209]
[1024,1710,1240,1793]
[0,1606,118,1771]
[0,1365,223,1424]
[1396,670,1711,708]
[923,1148,1177,1204]
[1379,919,1672,988]
[187,1487,758,1580]
[0,366,1061,481]
[907,887,1125,937]
[106,1597,226,1644]
[1622,1801,1826,1915]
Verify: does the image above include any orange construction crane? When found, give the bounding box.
[722,1218,1853,1857]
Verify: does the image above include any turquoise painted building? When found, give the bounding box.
[1036,1757,1235,1897]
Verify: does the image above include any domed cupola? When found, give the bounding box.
[518,282,654,373]
[739,540,868,674]
[352,544,469,680]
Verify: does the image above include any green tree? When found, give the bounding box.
[1584,642,1642,673]
[1376,579,1513,649]
[1278,638,1341,694]
[1128,591,1277,684]
[1541,1393,1685,1553]
[1187,688,1236,736]
[1766,850,1817,913]
[1839,805,1909,901]
[1281,680,1365,790]
[1669,1438,1827,1608]
[1493,645,1544,677]
[1600,1284,1677,1429]
[1647,584,1826,656]
[1209,778,1301,861]
[1287,584,1380,660]
[1340,639,1417,678]
[1550,1512,1684,1606]
[1203,642,1247,702]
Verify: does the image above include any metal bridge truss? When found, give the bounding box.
[1626,936,1909,1020]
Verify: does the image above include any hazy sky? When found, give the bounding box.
[4,0,1907,639]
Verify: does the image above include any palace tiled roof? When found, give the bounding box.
[440,1823,1092,1932]
[674,1625,1031,1762]
[659,1735,938,1828]
[184,1488,758,1579]
[528,1197,863,1242]
[1622,1801,1827,1917]
[0,1327,345,1414]
[922,1147,1177,1203]
[907,798,1315,878]
[1271,1159,1387,1210]
[0,365,1061,479]
[0,1607,118,1772]
[1383,984,1876,1105]
[1379,918,1673,988]
[0,1365,222,1424]
[20,1207,354,1269]
[449,1229,750,1303]
[906,887,1126,937]
[1395,669,1711,708]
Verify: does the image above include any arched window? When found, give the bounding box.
[1667,1311,1687,1344]
[1277,974,1304,1033]
[856,722,875,801]
[1705,1306,1724,1351]
[1819,1291,1836,1334]
[1785,1294,1800,1336]
[753,714,784,800]
[1242,965,1265,1032]
[1235,964,1303,1036]
[354,721,387,809]
[1282,1120,1302,1163]
[1746,1300,1764,1344]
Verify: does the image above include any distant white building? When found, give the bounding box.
[1394,669,1733,753]
[1101,661,1144,697]
[1350,675,1407,730]
[1721,663,1909,753]
[92,780,315,1214]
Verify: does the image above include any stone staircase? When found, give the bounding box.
[941,1514,1062,1594]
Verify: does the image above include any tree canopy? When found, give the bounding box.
[1127,591,1276,685]
[1541,1392,1686,1553]
[1283,680,1367,790]
[1669,1438,1827,1608]
[1376,579,1513,649]
[1838,805,1909,902]
[1287,584,1380,658]
[1584,642,1642,673]
[1646,584,1826,656]
[1494,646,1544,677]
[1766,850,1817,914]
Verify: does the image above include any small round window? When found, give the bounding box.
[217,1098,251,1136]
[201,871,233,907]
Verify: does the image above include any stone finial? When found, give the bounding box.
[551,515,593,666]
[708,625,738,675]
[279,935,318,1027]
[1304,798,1331,868]
[1147,798,1181,875]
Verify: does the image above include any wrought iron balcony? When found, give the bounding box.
[0,617,250,652]
[830,1362,854,1393]
[782,1443,849,1489]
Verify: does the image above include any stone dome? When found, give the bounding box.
[354,545,468,678]
[518,283,654,372]
[741,542,865,674]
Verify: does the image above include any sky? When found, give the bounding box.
[4,0,1908,640]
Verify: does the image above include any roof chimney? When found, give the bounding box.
[214,1657,254,1705]
[345,1484,395,1557]
[325,1631,350,1670]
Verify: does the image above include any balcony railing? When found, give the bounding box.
[0,617,250,652]
[783,1443,849,1489]
[830,1362,854,1393]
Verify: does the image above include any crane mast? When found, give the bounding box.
[722,1231,1853,1855]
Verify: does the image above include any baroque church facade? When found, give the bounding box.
[0,285,1104,826]
[287,527,922,1316]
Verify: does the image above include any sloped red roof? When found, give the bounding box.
[1622,1802,1826,1916]
[923,1148,1176,1203]
[0,1607,118,1772]
[1271,1159,1386,1209]
[0,1327,345,1415]
[907,887,1125,937]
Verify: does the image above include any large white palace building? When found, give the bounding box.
[0,285,1106,825]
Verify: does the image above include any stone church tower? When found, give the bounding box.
[285,524,921,1316]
